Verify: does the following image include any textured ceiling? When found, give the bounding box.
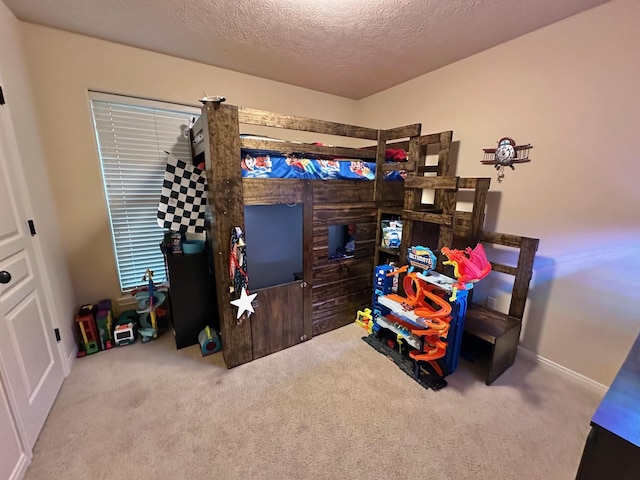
[5,0,608,99]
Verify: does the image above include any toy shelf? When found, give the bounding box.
[165,249,218,349]
[378,246,400,256]
[367,261,469,390]
[380,207,404,216]
[374,205,404,265]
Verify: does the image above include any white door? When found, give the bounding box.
[0,100,65,451]
[0,377,29,480]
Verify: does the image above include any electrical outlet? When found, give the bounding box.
[486,296,497,310]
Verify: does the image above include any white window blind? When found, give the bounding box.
[90,93,200,291]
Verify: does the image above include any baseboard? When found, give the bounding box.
[517,346,608,396]
[65,344,77,375]
[11,452,30,480]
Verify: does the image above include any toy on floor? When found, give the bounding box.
[76,316,99,356]
[198,326,222,356]
[441,243,492,301]
[95,299,114,350]
[355,308,373,334]
[134,269,166,343]
[75,305,99,357]
[114,322,136,347]
[113,310,137,346]
[363,260,453,389]
[383,271,453,378]
[363,245,477,390]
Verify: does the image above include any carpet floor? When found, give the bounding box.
[24,324,601,480]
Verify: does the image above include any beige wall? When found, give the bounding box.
[357,0,640,385]
[0,1,77,366]
[20,24,360,305]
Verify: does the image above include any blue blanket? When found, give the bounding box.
[241,150,404,181]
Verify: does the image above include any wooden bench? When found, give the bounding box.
[463,231,539,385]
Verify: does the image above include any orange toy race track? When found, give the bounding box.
[383,273,453,377]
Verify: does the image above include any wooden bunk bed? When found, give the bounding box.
[190,100,419,368]
[190,100,538,384]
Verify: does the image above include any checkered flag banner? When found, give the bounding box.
[157,153,207,233]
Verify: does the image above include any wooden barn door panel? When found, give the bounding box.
[251,281,305,359]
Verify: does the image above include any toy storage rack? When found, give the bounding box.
[368,261,469,390]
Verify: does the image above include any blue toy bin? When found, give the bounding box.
[182,240,205,254]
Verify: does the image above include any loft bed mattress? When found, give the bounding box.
[241,152,404,181]
[240,135,406,181]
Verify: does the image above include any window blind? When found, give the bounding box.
[90,94,200,291]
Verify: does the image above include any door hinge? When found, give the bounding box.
[28,220,36,236]
[54,328,61,342]
[0,86,4,105]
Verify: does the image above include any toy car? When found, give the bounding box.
[114,322,136,346]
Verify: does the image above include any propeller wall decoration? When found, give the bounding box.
[482,137,532,182]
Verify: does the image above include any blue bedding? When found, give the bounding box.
[241,150,404,181]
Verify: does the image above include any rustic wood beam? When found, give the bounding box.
[240,138,376,159]
[468,177,491,243]
[380,162,415,171]
[406,135,422,211]
[404,176,459,190]
[480,231,525,248]
[382,124,421,140]
[204,102,253,368]
[238,107,379,140]
[403,210,454,226]
[373,132,386,203]
[417,165,440,174]
[433,131,453,207]
[242,179,305,205]
[364,131,452,151]
[302,181,313,342]
[490,263,518,276]
[509,237,539,319]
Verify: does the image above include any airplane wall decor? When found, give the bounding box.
[482,137,532,182]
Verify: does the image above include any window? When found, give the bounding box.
[328,224,356,260]
[244,204,303,289]
[90,93,200,291]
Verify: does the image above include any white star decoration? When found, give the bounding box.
[230,287,257,319]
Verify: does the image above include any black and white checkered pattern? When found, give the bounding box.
[157,154,207,233]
